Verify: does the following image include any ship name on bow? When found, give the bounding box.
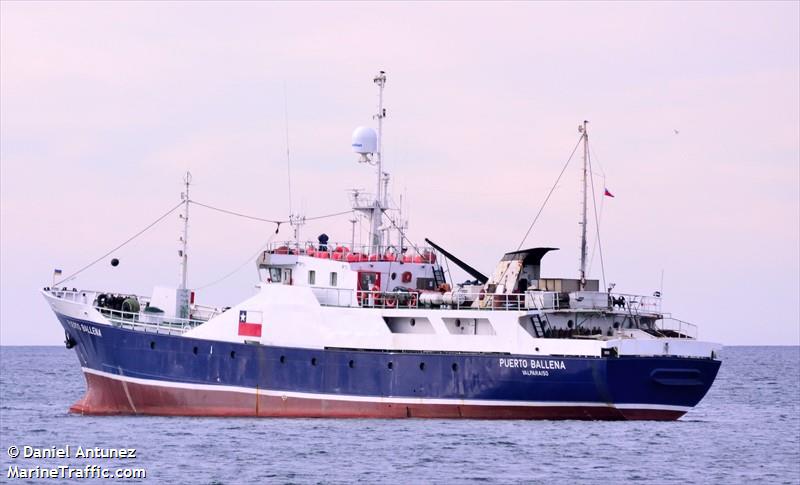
[68,320,103,337]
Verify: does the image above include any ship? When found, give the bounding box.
[43,71,721,420]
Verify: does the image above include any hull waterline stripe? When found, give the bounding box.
[82,367,691,412]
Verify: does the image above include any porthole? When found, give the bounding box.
[410,318,416,327]
[388,361,394,370]
[311,357,317,366]
[230,350,236,359]
[391,272,397,280]
[192,346,198,355]
[150,341,155,350]
[348,360,354,368]
[451,363,458,372]
[613,321,620,329]
[535,347,540,352]
[280,355,286,364]
[567,320,574,328]
[419,362,426,371]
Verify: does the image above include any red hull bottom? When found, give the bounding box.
[70,372,686,421]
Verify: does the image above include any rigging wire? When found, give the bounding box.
[516,135,584,250]
[587,147,607,273]
[587,149,607,290]
[53,201,184,287]
[304,209,354,222]
[382,211,425,257]
[54,197,351,290]
[190,200,287,224]
[193,231,280,291]
[190,200,353,226]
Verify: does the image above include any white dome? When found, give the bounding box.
[351,126,377,154]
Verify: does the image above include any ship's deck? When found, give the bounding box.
[45,287,697,339]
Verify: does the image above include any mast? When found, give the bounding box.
[290,214,305,247]
[179,171,192,290]
[369,70,387,254]
[579,121,589,290]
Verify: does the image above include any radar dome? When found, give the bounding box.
[351,126,377,154]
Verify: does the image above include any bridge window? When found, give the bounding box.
[308,270,316,285]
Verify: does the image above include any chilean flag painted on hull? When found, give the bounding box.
[238,310,262,337]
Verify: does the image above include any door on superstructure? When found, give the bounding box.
[357,271,381,306]
[282,268,293,285]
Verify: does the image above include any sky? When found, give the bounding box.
[1,1,798,346]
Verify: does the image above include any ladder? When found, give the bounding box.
[432,267,446,286]
[531,314,548,338]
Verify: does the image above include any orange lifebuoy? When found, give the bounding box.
[370,284,382,306]
[401,271,412,283]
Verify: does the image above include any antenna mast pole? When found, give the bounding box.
[179,171,192,290]
[370,70,387,254]
[284,86,305,248]
[579,121,589,290]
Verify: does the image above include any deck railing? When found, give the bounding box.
[96,307,208,335]
[610,293,662,313]
[262,240,438,264]
[311,288,531,311]
[47,288,220,334]
[655,317,697,339]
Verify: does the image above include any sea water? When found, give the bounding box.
[1,346,798,484]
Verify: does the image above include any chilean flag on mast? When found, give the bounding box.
[604,188,615,198]
[238,310,262,337]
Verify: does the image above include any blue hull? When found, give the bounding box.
[59,314,720,420]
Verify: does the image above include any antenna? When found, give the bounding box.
[284,82,293,215]
[284,83,305,247]
[349,216,358,249]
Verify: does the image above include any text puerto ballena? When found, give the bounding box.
[498,358,566,377]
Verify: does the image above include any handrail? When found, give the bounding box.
[655,317,697,339]
[527,291,562,310]
[47,288,221,318]
[96,307,206,335]
[262,240,437,263]
[609,292,661,313]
